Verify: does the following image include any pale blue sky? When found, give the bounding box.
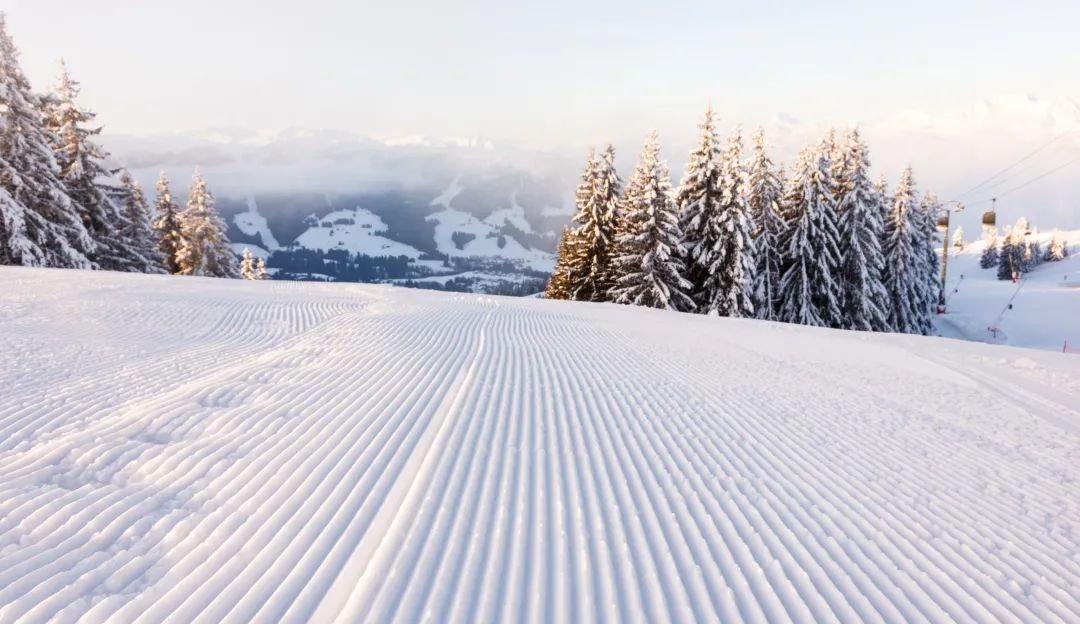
[6,0,1079,145]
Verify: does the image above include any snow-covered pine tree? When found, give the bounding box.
[827,128,850,200]
[873,174,891,220]
[872,173,892,268]
[703,127,755,316]
[748,127,785,321]
[776,141,842,327]
[913,190,941,333]
[567,145,621,302]
[563,150,597,300]
[611,132,693,310]
[1026,236,1044,269]
[1008,218,1037,273]
[545,225,576,299]
[256,257,267,280]
[240,248,255,280]
[675,107,724,313]
[997,228,1022,281]
[115,170,165,273]
[0,19,93,268]
[882,167,925,333]
[835,129,890,331]
[43,60,142,271]
[151,171,183,274]
[979,228,999,269]
[952,226,964,249]
[1046,231,1068,261]
[176,170,239,278]
[592,144,623,301]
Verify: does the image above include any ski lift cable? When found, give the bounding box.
[954,134,1067,199]
[944,271,966,305]
[965,154,1080,206]
[990,276,1028,329]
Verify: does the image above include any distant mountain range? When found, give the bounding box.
[105,130,577,288]
[102,94,1080,281]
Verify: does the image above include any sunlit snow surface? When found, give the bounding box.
[0,267,1078,623]
[935,229,1079,351]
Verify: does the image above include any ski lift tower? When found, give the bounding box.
[937,200,965,310]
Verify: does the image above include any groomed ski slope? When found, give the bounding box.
[1,267,1078,624]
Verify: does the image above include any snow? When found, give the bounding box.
[426,185,554,272]
[426,208,555,271]
[411,258,452,273]
[232,197,281,251]
[430,174,465,209]
[936,229,1079,351]
[387,270,532,287]
[293,207,423,258]
[2,267,1079,623]
[229,243,270,259]
[482,191,535,234]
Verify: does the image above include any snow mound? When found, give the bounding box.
[1,267,1078,623]
[294,207,423,258]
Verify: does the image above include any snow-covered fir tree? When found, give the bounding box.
[676,114,756,316]
[913,190,941,332]
[835,129,890,332]
[882,167,926,333]
[593,144,623,299]
[611,132,692,310]
[827,129,853,201]
[704,127,756,316]
[115,170,165,273]
[872,174,891,229]
[557,152,598,300]
[1046,231,1068,262]
[675,108,724,313]
[151,171,183,274]
[43,60,143,271]
[176,171,238,278]
[240,248,255,280]
[776,141,842,327]
[979,228,999,269]
[997,228,1023,281]
[566,146,621,302]
[256,257,267,280]
[1024,237,1040,270]
[952,226,964,249]
[747,128,785,321]
[0,19,93,268]
[545,226,577,299]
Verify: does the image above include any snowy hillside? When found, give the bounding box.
[293,207,424,259]
[937,229,1079,351]
[427,208,554,271]
[1,267,1079,623]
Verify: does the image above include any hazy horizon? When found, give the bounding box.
[4,1,1079,228]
